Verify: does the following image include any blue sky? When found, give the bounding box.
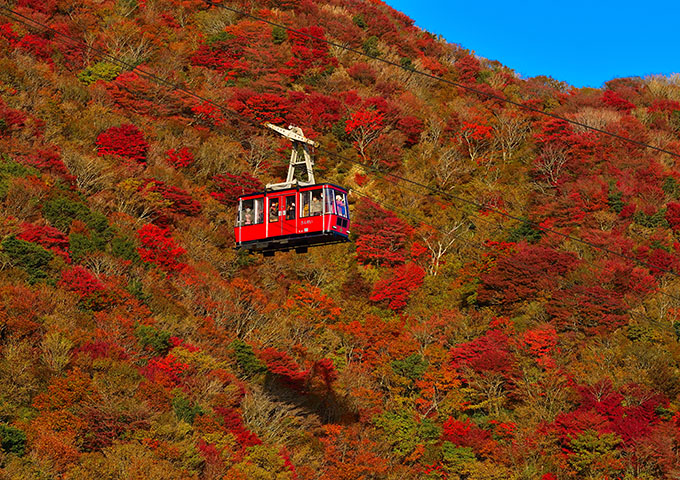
[385,0,680,88]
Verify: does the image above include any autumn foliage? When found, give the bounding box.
[3,0,680,479]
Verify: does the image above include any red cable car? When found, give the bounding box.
[234,124,350,255]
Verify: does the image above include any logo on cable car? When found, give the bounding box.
[301,219,314,225]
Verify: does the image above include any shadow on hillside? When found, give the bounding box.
[263,373,360,425]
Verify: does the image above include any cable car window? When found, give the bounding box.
[333,190,348,218]
[253,197,264,224]
[300,189,323,218]
[285,196,296,220]
[238,199,254,226]
[310,190,323,216]
[300,191,311,218]
[268,197,279,223]
[324,187,336,215]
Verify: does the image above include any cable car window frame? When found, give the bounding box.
[332,190,348,218]
[268,197,280,224]
[285,196,296,220]
[300,189,323,218]
[323,186,336,215]
[237,197,265,226]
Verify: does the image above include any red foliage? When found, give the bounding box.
[455,55,481,84]
[522,325,558,358]
[442,417,496,457]
[190,33,249,80]
[396,115,424,146]
[552,380,667,449]
[318,424,389,480]
[333,315,412,369]
[18,222,70,261]
[353,198,412,266]
[17,0,57,14]
[136,224,186,272]
[535,118,573,147]
[95,124,149,163]
[16,34,52,62]
[0,23,18,46]
[58,266,105,297]
[165,147,195,168]
[21,148,69,176]
[214,406,262,448]
[347,62,377,85]
[449,329,514,377]
[346,109,384,136]
[312,358,338,390]
[259,347,309,391]
[461,121,493,141]
[638,246,679,277]
[547,285,627,333]
[142,179,202,217]
[228,88,292,124]
[477,243,578,308]
[280,26,337,78]
[76,341,128,361]
[191,101,225,128]
[140,354,189,388]
[666,202,680,231]
[288,91,343,132]
[210,172,263,205]
[649,99,680,113]
[370,262,424,311]
[0,98,26,133]
[602,89,635,112]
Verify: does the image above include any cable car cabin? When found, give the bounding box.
[235,184,350,255]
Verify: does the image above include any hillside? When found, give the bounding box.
[1,0,680,479]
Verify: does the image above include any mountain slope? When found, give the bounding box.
[1,1,680,478]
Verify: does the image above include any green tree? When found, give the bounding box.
[1,236,54,283]
[0,423,27,456]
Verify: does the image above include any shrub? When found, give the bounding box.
[1,236,53,283]
[231,339,266,377]
[135,324,171,355]
[0,155,36,199]
[43,196,112,250]
[77,61,123,86]
[0,424,26,456]
[172,391,203,424]
[112,236,140,262]
[95,124,149,163]
[136,224,186,272]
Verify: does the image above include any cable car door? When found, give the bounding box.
[282,194,297,236]
[266,196,282,238]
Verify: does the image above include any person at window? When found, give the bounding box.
[311,194,322,216]
[269,201,278,223]
[244,207,253,225]
[286,201,295,220]
[335,195,346,217]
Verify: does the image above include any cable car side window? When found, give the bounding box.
[238,199,254,225]
[268,197,279,223]
[286,196,296,220]
[300,191,311,218]
[310,190,323,216]
[324,186,336,215]
[333,190,348,218]
[301,189,323,217]
[239,197,264,226]
[253,197,264,224]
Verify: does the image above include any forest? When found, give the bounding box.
[1,0,680,478]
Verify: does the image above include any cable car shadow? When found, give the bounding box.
[262,372,360,425]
